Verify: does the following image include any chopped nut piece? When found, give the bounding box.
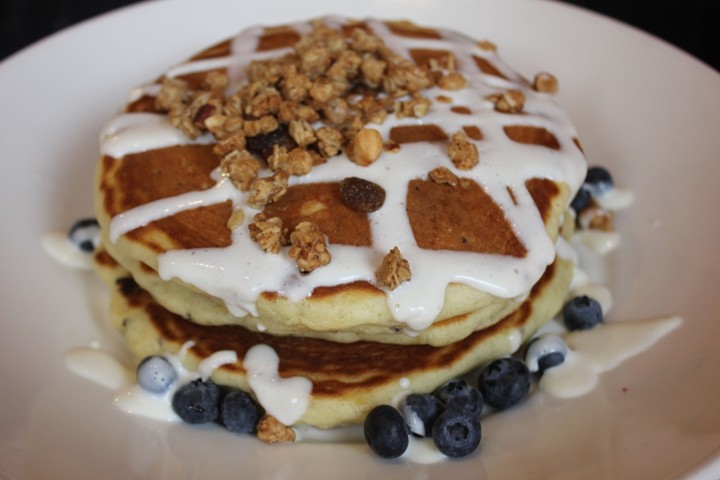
[226,209,246,231]
[288,119,317,147]
[256,414,296,443]
[448,130,479,170]
[429,166,459,186]
[533,72,559,94]
[487,89,526,113]
[438,72,468,90]
[316,126,344,157]
[376,247,411,290]
[288,221,331,273]
[220,149,260,190]
[435,95,453,103]
[248,172,289,209]
[348,128,383,166]
[339,177,386,212]
[249,214,287,253]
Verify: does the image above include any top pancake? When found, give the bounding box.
[94,17,586,345]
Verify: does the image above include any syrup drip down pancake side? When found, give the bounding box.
[95,17,586,346]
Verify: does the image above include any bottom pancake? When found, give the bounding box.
[95,249,573,429]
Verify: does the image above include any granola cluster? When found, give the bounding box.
[153,19,559,282]
[256,414,296,443]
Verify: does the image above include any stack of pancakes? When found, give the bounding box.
[93,17,585,429]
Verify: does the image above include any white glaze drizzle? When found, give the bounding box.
[101,17,587,331]
[539,316,682,398]
[243,344,312,426]
[41,231,95,270]
[64,341,238,422]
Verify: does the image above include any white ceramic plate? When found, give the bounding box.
[1,0,719,478]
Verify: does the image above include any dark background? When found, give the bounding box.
[1,0,718,72]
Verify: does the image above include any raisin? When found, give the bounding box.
[245,123,297,161]
[339,177,386,212]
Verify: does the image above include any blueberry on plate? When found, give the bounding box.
[221,390,261,434]
[478,358,531,410]
[68,218,101,253]
[432,408,481,458]
[401,393,444,437]
[585,166,614,194]
[136,355,177,394]
[172,378,221,424]
[524,334,569,373]
[562,295,603,331]
[434,379,484,417]
[364,405,409,458]
[570,186,592,215]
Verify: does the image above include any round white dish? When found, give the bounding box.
[1,0,719,478]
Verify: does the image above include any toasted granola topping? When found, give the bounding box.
[243,115,279,137]
[316,126,344,157]
[348,128,383,166]
[477,40,497,52]
[376,246,412,290]
[448,130,479,170]
[249,214,287,253]
[487,89,525,113]
[533,72,559,94]
[429,166,459,186]
[437,72,468,91]
[155,77,189,111]
[213,131,247,157]
[395,95,432,118]
[578,206,614,231]
[256,414,296,443]
[288,221,331,273]
[226,209,246,231]
[339,177,386,212]
[248,172,289,209]
[221,149,261,190]
[288,119,317,147]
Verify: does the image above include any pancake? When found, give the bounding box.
[94,247,573,428]
[94,17,585,345]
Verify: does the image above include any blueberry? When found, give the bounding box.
[562,295,603,331]
[136,355,177,393]
[220,390,261,434]
[364,405,409,458]
[478,358,531,409]
[525,334,568,373]
[68,218,100,253]
[585,166,614,194]
[401,394,444,437]
[431,409,481,458]
[172,378,221,424]
[434,380,484,417]
[570,186,592,214]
